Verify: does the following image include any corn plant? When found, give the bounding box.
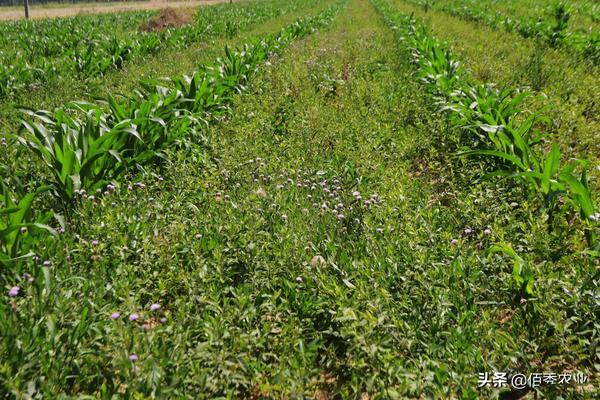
[446,85,550,152]
[0,0,322,100]
[15,106,139,201]
[169,69,234,117]
[580,31,600,65]
[0,179,55,268]
[13,1,343,206]
[490,243,535,299]
[105,89,197,159]
[406,0,599,64]
[372,0,597,247]
[464,144,594,230]
[74,41,114,76]
[549,2,571,46]
[412,33,461,94]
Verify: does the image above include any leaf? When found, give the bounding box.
[479,124,503,133]
[489,243,535,297]
[541,144,560,194]
[459,149,527,171]
[342,278,356,289]
[560,172,595,218]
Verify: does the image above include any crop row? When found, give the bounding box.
[0,2,344,271]
[0,0,320,98]
[406,0,599,64]
[419,0,600,29]
[0,10,151,55]
[372,0,598,297]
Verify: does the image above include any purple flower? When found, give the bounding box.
[150,303,161,311]
[111,312,120,320]
[42,260,52,267]
[484,228,492,235]
[8,286,20,297]
[464,228,473,235]
[129,313,139,321]
[160,317,167,323]
[129,354,138,362]
[451,239,458,246]
[91,240,99,246]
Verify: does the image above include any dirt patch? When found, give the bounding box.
[0,1,232,21]
[140,7,192,32]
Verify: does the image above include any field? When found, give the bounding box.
[0,1,230,21]
[0,0,598,398]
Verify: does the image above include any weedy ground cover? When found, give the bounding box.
[6,3,342,204]
[0,0,598,398]
[428,0,600,32]
[404,0,600,63]
[0,0,321,99]
[392,0,600,172]
[372,0,599,249]
[0,0,343,264]
[0,0,334,207]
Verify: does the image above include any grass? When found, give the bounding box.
[1,0,598,397]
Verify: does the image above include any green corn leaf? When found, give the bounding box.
[541,144,561,194]
[490,243,535,297]
[459,149,527,171]
[560,171,595,218]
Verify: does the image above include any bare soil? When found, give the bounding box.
[0,0,235,21]
[140,7,192,31]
